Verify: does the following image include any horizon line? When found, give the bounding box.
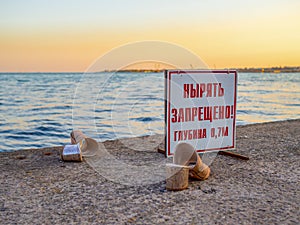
[0,66,299,74]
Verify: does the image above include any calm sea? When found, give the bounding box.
[0,72,299,152]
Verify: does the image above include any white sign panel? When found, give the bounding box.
[165,70,237,157]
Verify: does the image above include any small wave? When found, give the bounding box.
[94,116,105,120]
[130,117,161,122]
[5,135,29,140]
[31,105,72,111]
[35,125,63,133]
[15,131,46,136]
[95,123,113,128]
[0,102,19,107]
[0,129,16,134]
[44,121,62,126]
[95,109,112,113]
[28,119,60,124]
[17,79,30,83]
[284,103,300,107]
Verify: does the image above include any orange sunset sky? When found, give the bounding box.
[0,0,299,72]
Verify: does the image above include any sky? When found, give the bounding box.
[0,0,299,72]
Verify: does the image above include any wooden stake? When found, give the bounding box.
[219,151,249,160]
[157,146,249,161]
[157,147,165,155]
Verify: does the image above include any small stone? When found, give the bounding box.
[16,155,26,160]
[127,217,136,223]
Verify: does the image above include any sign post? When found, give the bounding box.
[165,70,237,157]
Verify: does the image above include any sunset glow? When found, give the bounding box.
[1,0,299,72]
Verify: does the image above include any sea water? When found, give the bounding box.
[0,72,299,151]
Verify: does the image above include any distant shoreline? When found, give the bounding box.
[109,66,300,73]
[107,66,300,73]
[0,66,300,74]
[234,66,300,73]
